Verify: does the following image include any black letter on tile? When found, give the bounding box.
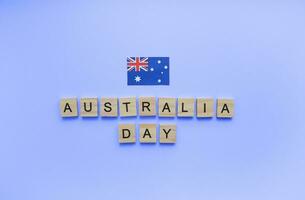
[104,102,112,112]
[84,102,92,112]
[122,102,130,112]
[181,103,188,112]
[64,103,72,113]
[163,129,171,138]
[143,129,152,138]
[221,104,230,113]
[162,103,171,113]
[122,129,131,138]
[142,102,151,112]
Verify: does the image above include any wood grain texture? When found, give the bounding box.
[158,97,176,117]
[139,124,157,143]
[80,98,98,117]
[139,97,156,116]
[197,98,214,118]
[178,98,195,117]
[118,124,136,143]
[119,97,137,117]
[60,98,78,117]
[100,97,118,117]
[217,99,234,118]
[159,124,176,143]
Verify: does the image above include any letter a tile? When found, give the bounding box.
[217,99,234,118]
[60,98,78,117]
[139,124,157,143]
[158,98,176,117]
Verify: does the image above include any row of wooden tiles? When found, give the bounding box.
[60,97,234,118]
[119,124,176,144]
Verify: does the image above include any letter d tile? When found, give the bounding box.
[118,124,136,143]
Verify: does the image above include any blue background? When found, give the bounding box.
[1,0,305,200]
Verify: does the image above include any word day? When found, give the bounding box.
[118,124,176,144]
[60,97,234,118]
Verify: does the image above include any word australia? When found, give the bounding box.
[60,97,234,118]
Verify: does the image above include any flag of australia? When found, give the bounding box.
[127,57,169,85]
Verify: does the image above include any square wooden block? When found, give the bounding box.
[160,124,176,143]
[139,97,156,116]
[217,99,234,118]
[118,124,136,143]
[158,98,176,117]
[197,98,214,118]
[100,98,118,117]
[80,98,98,117]
[178,98,195,117]
[119,97,137,117]
[60,98,78,117]
[139,124,157,143]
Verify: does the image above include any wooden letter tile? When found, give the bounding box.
[178,98,194,117]
[158,98,176,117]
[100,97,118,117]
[119,97,137,117]
[217,99,234,118]
[139,124,157,143]
[197,98,214,118]
[139,97,156,116]
[60,98,78,117]
[118,124,136,143]
[80,98,98,117]
[160,124,176,143]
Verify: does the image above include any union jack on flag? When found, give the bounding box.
[127,57,169,85]
[127,57,148,72]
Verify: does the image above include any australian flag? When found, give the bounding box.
[127,57,169,85]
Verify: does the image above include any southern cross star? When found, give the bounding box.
[135,76,141,82]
